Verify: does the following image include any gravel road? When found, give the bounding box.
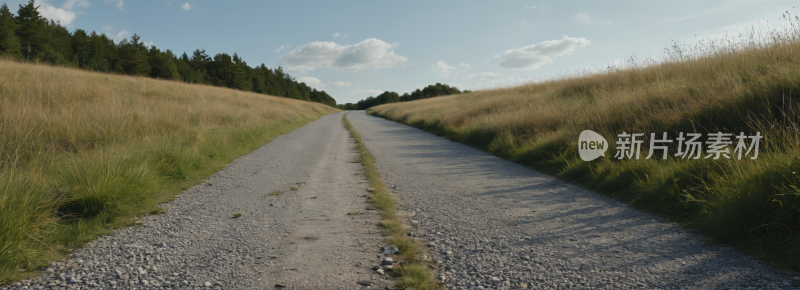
[347,111,800,290]
[4,112,394,290]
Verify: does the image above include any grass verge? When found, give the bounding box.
[342,113,440,290]
[0,60,339,284]
[369,15,800,271]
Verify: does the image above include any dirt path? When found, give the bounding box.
[347,110,800,290]
[6,112,392,289]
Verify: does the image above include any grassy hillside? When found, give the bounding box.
[0,59,338,283]
[370,19,800,269]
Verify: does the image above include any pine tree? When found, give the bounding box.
[118,33,150,76]
[149,47,180,80]
[0,3,21,59]
[15,0,47,61]
[231,52,250,91]
[46,20,72,65]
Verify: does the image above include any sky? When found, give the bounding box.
[5,0,798,104]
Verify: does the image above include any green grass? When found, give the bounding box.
[267,191,283,196]
[342,113,440,289]
[289,186,298,191]
[0,60,339,284]
[233,213,242,219]
[369,15,800,271]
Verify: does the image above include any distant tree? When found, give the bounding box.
[118,34,151,76]
[15,0,48,61]
[43,20,72,65]
[190,49,209,69]
[231,52,251,91]
[0,3,21,59]
[0,12,339,107]
[149,47,180,80]
[249,64,267,94]
[357,96,382,110]
[309,88,336,107]
[354,83,461,109]
[375,91,400,104]
[182,49,209,83]
[71,28,90,67]
[399,92,411,102]
[207,52,233,87]
[421,83,460,99]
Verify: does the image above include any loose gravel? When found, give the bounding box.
[2,112,395,290]
[347,111,800,290]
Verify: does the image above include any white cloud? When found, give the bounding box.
[102,25,113,31]
[280,38,407,73]
[181,3,191,10]
[351,89,384,95]
[274,44,292,53]
[36,0,76,24]
[143,41,154,47]
[116,30,130,41]
[298,76,322,86]
[576,12,593,24]
[106,0,124,11]
[330,81,351,87]
[343,34,352,39]
[494,35,590,70]
[63,0,90,10]
[430,61,455,74]
[296,77,351,90]
[460,62,471,68]
[332,32,340,38]
[403,64,414,68]
[525,6,536,8]
[464,72,501,81]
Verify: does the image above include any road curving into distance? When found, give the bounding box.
[346,110,800,290]
[4,111,393,289]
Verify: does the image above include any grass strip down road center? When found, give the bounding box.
[342,113,440,290]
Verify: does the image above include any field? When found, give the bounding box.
[0,60,338,283]
[370,19,800,269]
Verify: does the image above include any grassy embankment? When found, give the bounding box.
[370,19,800,269]
[342,114,439,289]
[0,60,339,283]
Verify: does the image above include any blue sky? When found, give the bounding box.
[6,0,798,104]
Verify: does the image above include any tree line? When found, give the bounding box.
[339,83,471,110]
[0,1,336,107]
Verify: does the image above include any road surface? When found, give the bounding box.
[347,110,799,290]
[6,110,800,290]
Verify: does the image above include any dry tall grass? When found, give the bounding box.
[371,16,800,269]
[0,60,338,283]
